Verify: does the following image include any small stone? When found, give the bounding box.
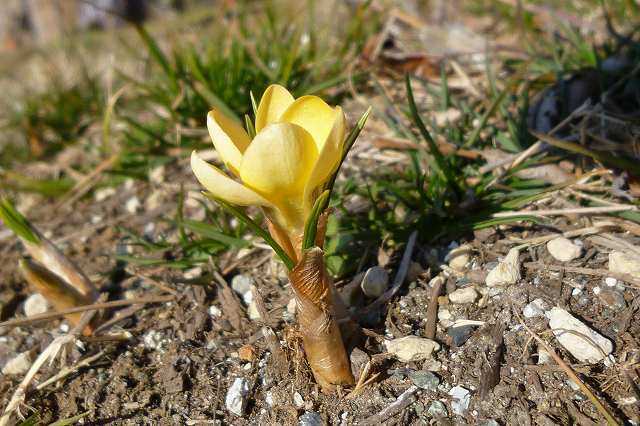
[598,288,626,309]
[438,308,454,328]
[384,336,440,362]
[231,275,254,304]
[293,392,305,408]
[593,286,601,295]
[448,325,475,347]
[407,370,440,391]
[24,293,50,317]
[448,287,477,304]
[225,377,250,416]
[537,349,552,365]
[298,411,323,426]
[94,187,116,202]
[360,266,389,298]
[605,277,617,287]
[547,237,582,262]
[2,351,31,375]
[523,298,546,318]
[427,400,448,418]
[247,301,261,321]
[283,298,296,321]
[449,385,471,415]
[149,165,165,184]
[208,305,222,317]
[349,347,370,378]
[125,196,141,214]
[609,251,640,278]
[485,248,520,287]
[571,288,582,297]
[265,392,274,407]
[184,267,202,279]
[447,244,471,272]
[546,307,613,363]
[143,330,166,351]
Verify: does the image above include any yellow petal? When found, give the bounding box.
[191,151,271,206]
[255,84,295,132]
[240,123,318,197]
[303,107,346,212]
[280,95,338,151]
[207,110,252,175]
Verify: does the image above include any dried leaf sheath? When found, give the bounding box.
[289,247,354,390]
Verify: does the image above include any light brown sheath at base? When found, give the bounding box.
[289,247,355,391]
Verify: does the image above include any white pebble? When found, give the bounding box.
[485,248,520,287]
[24,293,50,317]
[523,298,546,318]
[605,277,617,287]
[448,287,477,304]
[546,307,613,364]
[449,385,471,415]
[208,305,222,317]
[546,237,582,262]
[293,391,305,408]
[609,251,640,278]
[384,336,440,362]
[125,196,141,214]
[225,377,250,416]
[2,351,31,375]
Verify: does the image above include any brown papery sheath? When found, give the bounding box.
[289,247,354,391]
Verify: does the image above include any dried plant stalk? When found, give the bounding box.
[19,259,94,336]
[289,247,354,390]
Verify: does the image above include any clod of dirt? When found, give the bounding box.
[546,307,613,363]
[546,237,582,262]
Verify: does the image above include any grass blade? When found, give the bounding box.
[0,198,40,244]
[302,190,330,251]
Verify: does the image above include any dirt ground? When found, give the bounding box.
[2,2,640,426]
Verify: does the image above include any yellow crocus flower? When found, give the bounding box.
[191,84,346,252]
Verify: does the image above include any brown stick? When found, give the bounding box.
[424,275,444,339]
[0,295,174,329]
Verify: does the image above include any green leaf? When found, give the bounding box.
[301,190,330,250]
[182,220,250,248]
[205,194,295,270]
[0,198,40,244]
[405,74,457,188]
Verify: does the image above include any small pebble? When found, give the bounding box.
[448,287,477,304]
[449,386,471,415]
[298,411,323,426]
[360,266,389,298]
[94,187,116,202]
[605,277,617,287]
[546,237,582,262]
[448,325,475,347]
[427,400,448,418]
[2,351,31,375]
[546,307,613,363]
[571,287,582,296]
[384,336,440,362]
[438,308,454,328]
[184,267,202,279]
[407,370,440,391]
[24,293,50,317]
[208,305,222,317]
[593,286,601,295]
[225,377,250,416]
[293,392,305,408]
[125,196,141,214]
[447,245,471,272]
[231,275,254,304]
[598,288,626,309]
[523,298,546,318]
[537,349,552,365]
[485,248,520,287]
[609,251,640,278]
